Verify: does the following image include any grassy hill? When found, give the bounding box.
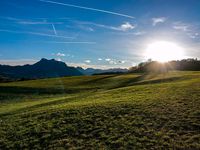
[0,71,200,149]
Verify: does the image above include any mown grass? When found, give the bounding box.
[0,71,200,149]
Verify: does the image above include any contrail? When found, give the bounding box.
[52,24,57,35]
[0,29,73,39]
[39,0,134,19]
[43,41,96,44]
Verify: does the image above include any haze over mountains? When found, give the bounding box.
[76,67,128,75]
[0,58,128,80]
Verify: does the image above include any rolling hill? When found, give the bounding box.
[0,71,200,149]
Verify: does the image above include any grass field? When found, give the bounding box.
[0,71,200,149]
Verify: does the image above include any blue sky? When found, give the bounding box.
[0,0,200,68]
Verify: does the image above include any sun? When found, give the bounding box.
[145,41,185,62]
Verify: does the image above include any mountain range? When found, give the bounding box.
[77,67,128,75]
[0,58,128,80]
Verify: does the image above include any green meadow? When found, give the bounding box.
[0,71,200,149]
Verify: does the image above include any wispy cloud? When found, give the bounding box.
[85,60,91,63]
[0,17,63,25]
[133,31,146,36]
[55,52,65,57]
[108,60,117,65]
[66,54,74,58]
[188,32,199,39]
[105,58,117,65]
[77,25,94,32]
[42,41,96,44]
[54,53,74,57]
[152,17,166,26]
[39,0,134,19]
[56,58,62,61]
[75,21,136,31]
[0,16,21,21]
[18,20,62,25]
[104,58,126,65]
[172,22,199,39]
[105,58,111,61]
[0,29,73,39]
[120,22,135,31]
[66,62,109,69]
[0,59,37,66]
[110,31,146,36]
[173,22,189,31]
[118,60,125,64]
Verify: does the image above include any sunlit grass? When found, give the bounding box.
[0,71,200,149]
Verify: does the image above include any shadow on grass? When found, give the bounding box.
[81,75,117,84]
[133,76,181,85]
[0,86,68,94]
[0,86,93,95]
[0,96,78,117]
[110,73,182,89]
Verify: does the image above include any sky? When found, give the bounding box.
[0,0,200,69]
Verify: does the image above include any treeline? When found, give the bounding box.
[129,58,200,73]
[0,75,30,83]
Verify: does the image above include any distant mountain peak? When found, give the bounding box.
[0,58,83,79]
[41,58,48,61]
[39,58,57,62]
[35,58,67,66]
